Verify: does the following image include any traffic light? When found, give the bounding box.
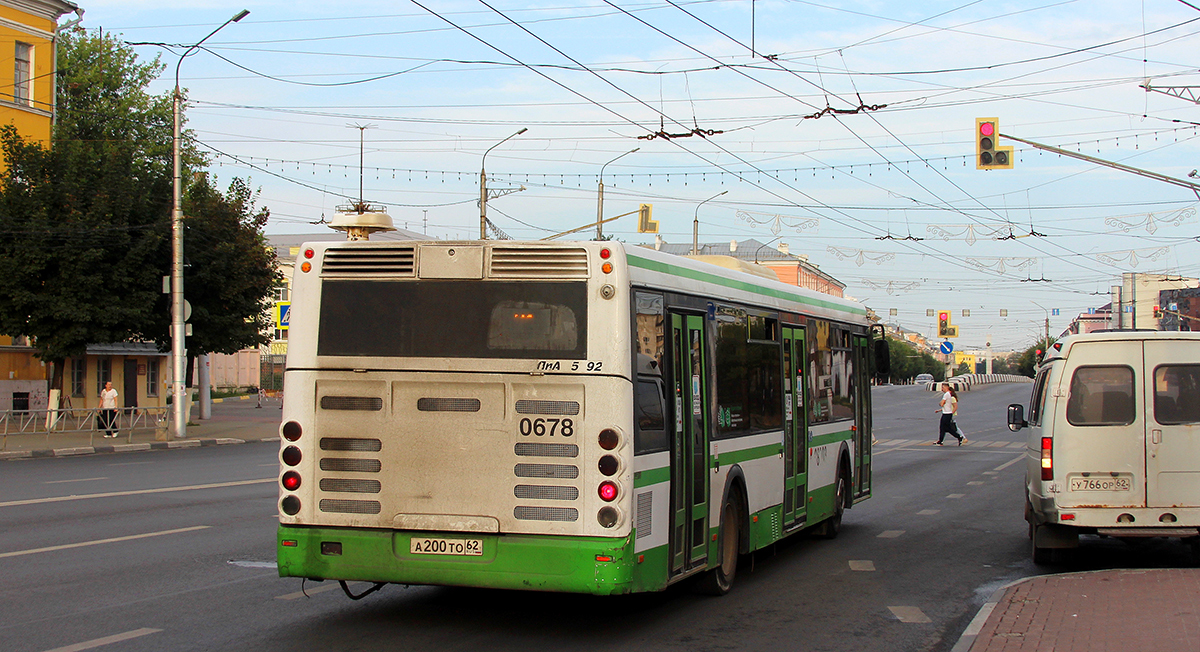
[938,310,950,337]
[976,118,1014,170]
[637,204,658,233]
[1154,305,1162,318]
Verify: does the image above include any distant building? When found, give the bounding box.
[1157,287,1200,332]
[0,0,81,150]
[646,238,846,297]
[1067,303,1114,335]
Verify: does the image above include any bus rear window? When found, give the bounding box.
[318,280,587,359]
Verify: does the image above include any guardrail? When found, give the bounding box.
[925,374,1033,391]
[1,407,168,450]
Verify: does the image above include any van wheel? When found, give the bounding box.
[1031,524,1055,565]
[697,493,741,596]
[815,469,848,539]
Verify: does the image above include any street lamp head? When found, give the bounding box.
[516,127,528,135]
[232,9,250,22]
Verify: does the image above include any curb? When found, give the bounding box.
[950,575,1040,652]
[0,437,251,461]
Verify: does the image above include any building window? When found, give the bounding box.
[14,42,31,106]
[70,358,85,398]
[146,359,159,397]
[96,358,111,395]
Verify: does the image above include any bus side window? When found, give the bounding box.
[634,378,668,454]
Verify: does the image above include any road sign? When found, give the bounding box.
[940,341,954,355]
[275,302,291,330]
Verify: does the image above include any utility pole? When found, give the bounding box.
[1001,132,1200,196]
[480,128,527,239]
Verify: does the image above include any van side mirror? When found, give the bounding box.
[1007,403,1027,432]
[874,339,891,376]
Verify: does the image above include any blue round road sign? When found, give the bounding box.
[940,340,954,355]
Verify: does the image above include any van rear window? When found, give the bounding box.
[1066,366,1134,426]
[1154,365,1200,425]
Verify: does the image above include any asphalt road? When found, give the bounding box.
[2,382,1194,652]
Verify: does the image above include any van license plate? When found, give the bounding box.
[410,537,483,556]
[1070,477,1131,492]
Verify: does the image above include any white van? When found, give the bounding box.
[1008,330,1200,563]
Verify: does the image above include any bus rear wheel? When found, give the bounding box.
[697,493,741,596]
[815,468,847,539]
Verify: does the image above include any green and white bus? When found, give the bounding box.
[277,239,881,596]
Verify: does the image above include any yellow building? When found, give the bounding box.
[0,0,81,147]
[0,0,82,411]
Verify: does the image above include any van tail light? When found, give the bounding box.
[1041,437,1053,481]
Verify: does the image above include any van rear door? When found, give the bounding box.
[1144,340,1200,508]
[1055,340,1144,509]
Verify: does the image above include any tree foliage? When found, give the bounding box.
[0,31,276,388]
[882,337,944,383]
[1016,337,1058,377]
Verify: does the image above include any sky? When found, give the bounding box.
[75,0,1200,350]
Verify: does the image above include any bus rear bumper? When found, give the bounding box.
[277,525,635,595]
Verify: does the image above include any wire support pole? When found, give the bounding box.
[1001,132,1200,196]
[692,190,728,255]
[479,127,527,240]
[170,9,248,439]
[596,147,638,240]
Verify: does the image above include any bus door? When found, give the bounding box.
[852,334,872,499]
[782,326,808,527]
[668,312,710,574]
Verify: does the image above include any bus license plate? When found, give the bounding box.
[1069,477,1131,492]
[409,537,483,556]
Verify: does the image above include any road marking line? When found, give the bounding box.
[877,530,905,538]
[967,481,985,486]
[0,526,209,559]
[888,606,932,623]
[43,477,108,484]
[983,471,999,475]
[0,478,275,508]
[1007,442,1026,449]
[40,628,162,652]
[275,581,369,601]
[993,454,1025,472]
[918,509,940,515]
[106,461,153,466]
[228,560,276,569]
[849,560,875,571]
[947,493,965,499]
[986,441,1007,448]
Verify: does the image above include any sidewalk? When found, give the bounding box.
[956,568,1200,651]
[0,395,282,460]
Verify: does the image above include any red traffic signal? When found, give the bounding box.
[937,311,950,337]
[976,118,1014,169]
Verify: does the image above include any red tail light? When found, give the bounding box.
[282,471,302,491]
[1041,437,1053,481]
[598,481,618,502]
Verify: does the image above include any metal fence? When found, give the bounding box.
[0,407,168,450]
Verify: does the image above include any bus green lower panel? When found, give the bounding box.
[278,525,636,595]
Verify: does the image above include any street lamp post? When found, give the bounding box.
[479,128,527,240]
[171,9,249,439]
[596,148,638,240]
[691,190,728,255]
[1031,301,1050,344]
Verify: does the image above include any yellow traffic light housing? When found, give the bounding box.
[938,310,950,337]
[637,204,658,233]
[976,118,1014,170]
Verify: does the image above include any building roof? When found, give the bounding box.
[5,0,81,22]
[86,342,168,357]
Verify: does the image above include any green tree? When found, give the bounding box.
[0,31,276,392]
[1016,337,1058,377]
[883,336,944,383]
[955,361,972,376]
[148,174,280,358]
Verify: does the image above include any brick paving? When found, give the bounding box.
[969,569,1200,651]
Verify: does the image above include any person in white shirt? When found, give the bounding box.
[934,382,967,446]
[99,381,119,438]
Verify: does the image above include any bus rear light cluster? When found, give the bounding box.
[282,471,302,491]
[598,428,619,450]
[597,506,619,528]
[1040,437,1053,481]
[282,446,302,466]
[300,248,315,273]
[599,247,614,274]
[281,495,301,516]
[282,421,302,441]
[598,455,618,476]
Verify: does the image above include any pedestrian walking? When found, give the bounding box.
[934,382,967,446]
[256,387,264,409]
[99,381,119,438]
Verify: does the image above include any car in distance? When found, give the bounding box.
[915,373,934,385]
